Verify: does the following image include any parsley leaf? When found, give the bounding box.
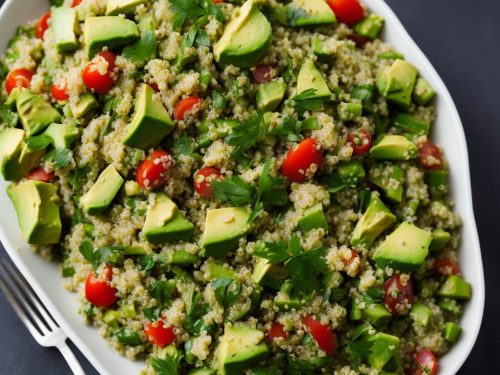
[0,103,18,127]
[169,0,223,30]
[79,239,94,262]
[71,165,91,190]
[213,176,255,206]
[122,31,156,67]
[292,89,325,116]
[148,280,176,305]
[92,246,123,269]
[211,278,241,308]
[50,0,64,6]
[195,29,211,46]
[254,240,289,264]
[259,158,288,206]
[24,134,51,151]
[285,246,328,295]
[171,133,196,159]
[151,351,183,375]
[247,199,264,224]
[225,112,263,159]
[42,148,72,170]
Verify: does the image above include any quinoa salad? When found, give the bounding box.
[0,0,472,374]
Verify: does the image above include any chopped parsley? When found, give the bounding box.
[169,0,223,30]
[42,148,72,170]
[291,89,326,115]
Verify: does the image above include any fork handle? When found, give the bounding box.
[57,342,86,375]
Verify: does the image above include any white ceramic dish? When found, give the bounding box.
[0,0,484,374]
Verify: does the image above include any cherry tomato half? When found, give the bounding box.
[414,350,438,375]
[418,141,443,170]
[136,150,174,190]
[72,0,83,6]
[35,11,51,40]
[341,249,360,267]
[347,34,369,48]
[251,64,275,84]
[212,0,224,3]
[302,315,336,355]
[26,168,55,183]
[144,319,176,348]
[82,51,117,94]
[5,68,33,95]
[346,129,372,156]
[51,80,69,101]
[148,82,160,93]
[194,166,223,198]
[383,274,414,316]
[267,322,288,342]
[85,265,118,307]
[174,96,202,121]
[326,0,365,26]
[433,259,460,276]
[281,138,323,183]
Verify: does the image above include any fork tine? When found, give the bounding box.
[0,263,50,336]
[3,260,59,331]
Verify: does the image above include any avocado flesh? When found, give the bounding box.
[16,89,62,136]
[365,332,400,371]
[106,0,147,15]
[373,222,432,271]
[363,304,392,328]
[413,77,436,105]
[429,228,451,251]
[44,123,80,149]
[369,163,405,203]
[296,59,331,99]
[122,85,173,150]
[297,203,328,232]
[51,7,79,53]
[350,195,396,249]
[71,93,98,119]
[0,128,25,181]
[188,369,216,375]
[84,16,139,58]
[437,275,471,299]
[252,258,287,290]
[216,325,268,375]
[213,0,272,69]
[201,207,250,259]
[256,79,287,111]
[354,14,384,39]
[370,135,418,160]
[410,302,432,327]
[7,181,62,245]
[376,59,418,109]
[80,164,124,215]
[206,262,238,280]
[443,322,462,342]
[287,0,336,26]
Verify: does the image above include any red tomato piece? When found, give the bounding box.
[383,274,414,316]
[251,64,275,84]
[144,319,176,348]
[346,129,372,156]
[194,166,223,198]
[35,11,51,40]
[302,315,336,355]
[174,96,202,121]
[341,249,360,267]
[72,0,83,6]
[136,150,174,190]
[281,138,323,183]
[26,168,55,183]
[5,69,33,95]
[326,0,365,26]
[85,266,118,307]
[433,259,460,276]
[418,141,443,170]
[347,34,369,48]
[414,350,438,375]
[82,51,117,94]
[148,82,160,93]
[212,0,224,3]
[51,80,69,101]
[267,322,288,342]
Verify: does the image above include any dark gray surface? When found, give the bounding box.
[1,0,499,374]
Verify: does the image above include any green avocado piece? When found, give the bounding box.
[327,160,366,193]
[206,262,238,280]
[297,203,328,233]
[7,181,61,245]
[370,135,418,160]
[373,222,432,271]
[363,304,392,328]
[44,123,80,149]
[338,102,363,121]
[354,14,384,39]
[71,93,98,119]
[365,332,400,371]
[83,16,139,58]
[350,194,396,249]
[443,322,462,343]
[213,0,272,69]
[410,302,432,327]
[122,84,173,149]
[252,258,287,290]
[429,228,451,251]
[188,368,216,375]
[296,59,331,99]
[16,90,62,136]
[201,207,250,258]
[274,294,301,310]
[142,194,194,244]
[80,164,124,215]
[18,142,45,175]
[311,37,333,62]
[256,79,287,111]
[164,250,198,266]
[437,275,471,299]
[216,325,268,375]
[0,128,25,181]
[106,0,147,15]
[376,59,418,109]
[392,112,430,135]
[350,298,363,320]
[413,77,436,105]
[51,7,79,53]
[369,162,405,203]
[287,0,336,26]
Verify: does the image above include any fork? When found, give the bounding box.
[0,259,85,375]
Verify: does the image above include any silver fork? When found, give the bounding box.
[0,259,85,375]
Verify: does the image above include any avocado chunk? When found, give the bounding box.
[122,85,173,150]
[142,194,194,244]
[213,0,272,69]
[392,112,429,135]
[311,37,333,62]
[373,222,432,271]
[413,77,436,105]
[216,325,268,375]
[0,128,25,181]
[429,229,451,251]
[44,123,80,149]
[286,0,336,26]
[410,302,432,327]
[363,304,392,328]
[296,59,331,99]
[106,0,147,15]
[201,207,250,258]
[298,203,328,233]
[189,369,216,375]
[51,7,79,53]
[437,275,471,299]
[370,135,418,160]
[206,262,238,280]
[338,102,363,121]
[256,79,287,111]
[80,164,124,215]
[354,14,384,39]
[365,332,400,371]
[443,322,462,342]
[376,59,418,109]
[350,194,396,249]
[252,258,287,290]
[71,93,98,119]
[369,162,405,203]
[83,16,139,58]
[18,142,45,177]
[7,181,62,245]
[327,160,366,193]
[15,89,62,135]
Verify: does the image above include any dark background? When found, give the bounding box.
[1,0,499,373]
